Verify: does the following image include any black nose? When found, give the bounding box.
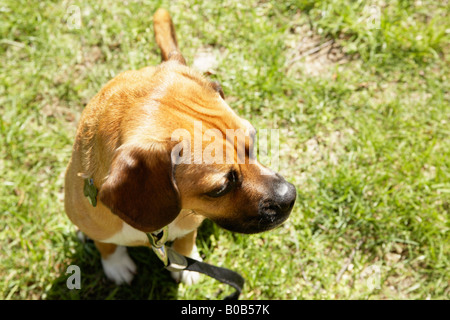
[273,181,296,213]
[259,179,296,226]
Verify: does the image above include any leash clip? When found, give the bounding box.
[147,226,170,266]
[148,226,169,248]
[147,226,243,299]
[147,226,188,271]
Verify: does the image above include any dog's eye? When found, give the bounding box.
[205,182,232,198]
[205,170,237,198]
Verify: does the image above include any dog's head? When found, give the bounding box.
[99,60,296,234]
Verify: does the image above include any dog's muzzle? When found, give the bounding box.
[258,175,296,230]
[213,174,297,234]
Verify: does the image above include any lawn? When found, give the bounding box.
[0,0,449,299]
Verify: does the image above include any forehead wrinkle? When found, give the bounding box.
[224,131,254,164]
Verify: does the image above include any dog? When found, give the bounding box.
[64,8,296,286]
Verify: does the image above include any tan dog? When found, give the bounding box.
[64,8,296,285]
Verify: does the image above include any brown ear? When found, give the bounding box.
[98,145,180,233]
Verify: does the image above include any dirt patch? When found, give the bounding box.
[277,128,355,190]
[42,98,78,123]
[285,24,348,76]
[74,45,104,78]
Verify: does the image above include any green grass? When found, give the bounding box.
[1,0,449,299]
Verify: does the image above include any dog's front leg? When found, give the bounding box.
[171,230,202,285]
[94,241,137,285]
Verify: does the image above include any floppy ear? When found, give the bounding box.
[98,145,180,233]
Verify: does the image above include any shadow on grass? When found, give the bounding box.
[46,220,219,300]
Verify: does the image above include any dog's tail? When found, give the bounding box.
[153,8,186,65]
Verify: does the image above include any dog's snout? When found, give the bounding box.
[258,179,296,228]
[212,176,296,234]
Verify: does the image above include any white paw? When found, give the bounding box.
[170,245,202,285]
[171,268,202,285]
[101,246,137,285]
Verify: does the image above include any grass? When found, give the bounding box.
[1,0,449,299]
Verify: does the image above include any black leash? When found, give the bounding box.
[183,256,244,300]
[147,227,244,300]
